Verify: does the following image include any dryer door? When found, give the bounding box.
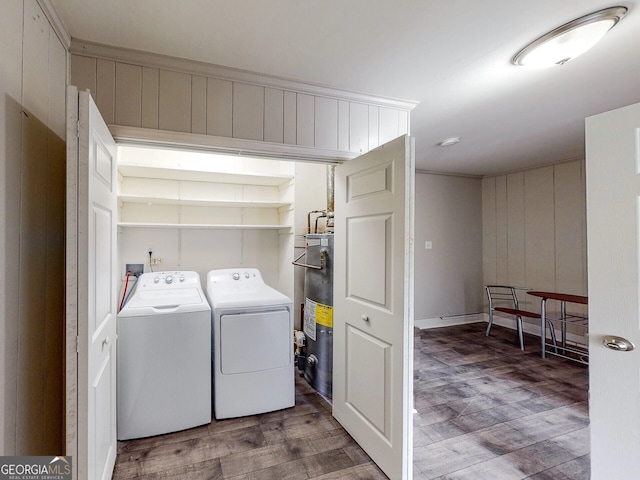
[220,309,291,374]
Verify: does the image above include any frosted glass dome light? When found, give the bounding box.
[513,7,627,68]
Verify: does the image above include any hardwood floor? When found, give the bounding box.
[112,372,387,479]
[113,322,589,479]
[414,323,589,480]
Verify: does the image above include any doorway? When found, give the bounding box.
[67,99,415,478]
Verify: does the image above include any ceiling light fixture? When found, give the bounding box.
[512,6,627,68]
[439,137,461,147]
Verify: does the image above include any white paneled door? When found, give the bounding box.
[333,135,415,480]
[586,101,640,479]
[66,86,118,480]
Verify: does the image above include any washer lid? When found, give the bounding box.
[119,288,210,316]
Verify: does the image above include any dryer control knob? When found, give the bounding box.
[165,275,174,284]
[154,277,160,283]
[179,275,185,282]
[232,272,240,280]
[244,272,250,279]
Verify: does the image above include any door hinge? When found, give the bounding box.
[76,336,80,353]
[76,120,80,138]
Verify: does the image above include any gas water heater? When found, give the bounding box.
[302,233,334,398]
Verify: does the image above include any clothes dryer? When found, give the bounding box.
[206,268,294,419]
[117,271,211,440]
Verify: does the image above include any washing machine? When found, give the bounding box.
[206,268,294,419]
[117,271,211,440]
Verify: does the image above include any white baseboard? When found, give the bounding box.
[489,313,587,344]
[414,313,485,330]
[415,312,587,345]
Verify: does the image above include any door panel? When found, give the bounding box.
[334,135,414,480]
[93,205,113,332]
[586,101,640,479]
[347,214,390,305]
[66,86,118,480]
[346,326,391,433]
[93,354,113,479]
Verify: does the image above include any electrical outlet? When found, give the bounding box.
[125,263,144,277]
[150,257,163,265]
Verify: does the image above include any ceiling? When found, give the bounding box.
[50,0,640,176]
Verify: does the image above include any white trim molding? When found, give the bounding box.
[489,312,587,345]
[415,313,485,330]
[416,312,587,346]
[109,126,357,163]
[70,39,419,111]
[38,0,72,48]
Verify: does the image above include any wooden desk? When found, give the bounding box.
[528,291,588,364]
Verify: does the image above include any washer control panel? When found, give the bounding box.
[229,270,259,282]
[138,271,199,289]
[230,271,255,281]
[207,268,264,290]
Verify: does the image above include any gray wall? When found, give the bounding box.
[414,173,484,321]
[1,0,68,455]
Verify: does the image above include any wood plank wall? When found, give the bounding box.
[482,160,587,312]
[69,47,412,155]
[2,0,68,455]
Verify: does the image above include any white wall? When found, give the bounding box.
[482,159,587,316]
[1,0,68,455]
[291,161,330,329]
[414,173,484,325]
[118,228,281,289]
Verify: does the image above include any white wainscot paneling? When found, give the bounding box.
[482,176,498,285]
[264,87,284,143]
[115,63,142,127]
[379,107,400,145]
[71,55,97,95]
[233,82,264,141]
[495,175,508,283]
[368,106,379,151]
[314,97,338,150]
[141,67,159,129]
[159,70,192,133]
[191,75,207,135]
[349,102,368,154]
[283,90,297,145]
[207,77,232,137]
[296,93,314,147]
[524,166,555,289]
[96,59,115,124]
[506,172,526,287]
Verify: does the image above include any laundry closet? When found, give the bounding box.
[116,144,329,327]
[113,143,331,440]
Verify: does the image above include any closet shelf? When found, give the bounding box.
[117,160,293,232]
[117,222,292,231]
[118,164,293,186]
[118,195,290,209]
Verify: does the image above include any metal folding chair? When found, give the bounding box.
[485,285,554,351]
